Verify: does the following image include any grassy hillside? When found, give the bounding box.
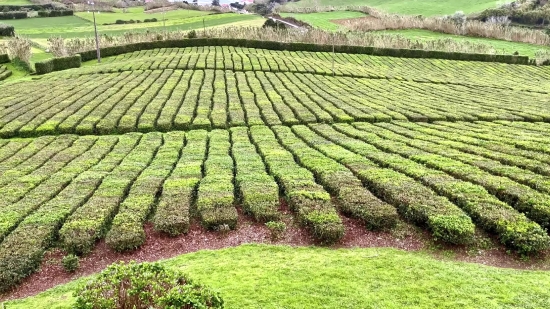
[280,11,366,30]
[2,12,262,38]
[377,29,550,57]
[0,0,31,4]
[5,245,550,308]
[284,0,512,16]
[75,7,211,25]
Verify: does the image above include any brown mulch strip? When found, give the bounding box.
[1,203,549,302]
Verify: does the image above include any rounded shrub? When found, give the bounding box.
[62,254,79,273]
[74,261,224,309]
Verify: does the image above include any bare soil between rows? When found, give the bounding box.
[1,203,549,302]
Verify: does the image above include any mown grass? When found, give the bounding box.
[284,0,512,16]
[75,7,211,25]
[3,13,262,38]
[0,0,31,4]
[280,11,366,31]
[5,16,91,30]
[4,245,550,308]
[379,29,550,57]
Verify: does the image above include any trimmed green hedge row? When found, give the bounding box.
[106,132,185,252]
[0,24,13,37]
[196,130,238,229]
[231,127,280,222]
[250,125,345,244]
[306,123,476,245]
[0,65,11,81]
[59,133,162,255]
[363,122,550,229]
[78,38,531,65]
[35,55,81,75]
[0,3,53,11]
[275,125,399,230]
[37,10,74,17]
[0,135,131,293]
[0,136,94,241]
[0,11,27,20]
[153,130,207,236]
[328,123,550,254]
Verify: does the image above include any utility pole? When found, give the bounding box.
[332,34,335,77]
[89,1,101,63]
[162,4,166,37]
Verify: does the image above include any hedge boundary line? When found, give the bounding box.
[0,54,9,64]
[0,3,53,11]
[77,38,531,65]
[35,55,82,75]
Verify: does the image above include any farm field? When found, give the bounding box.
[2,44,550,301]
[377,29,550,58]
[0,0,31,4]
[277,12,549,57]
[283,0,512,16]
[6,245,550,309]
[1,46,549,139]
[280,11,366,31]
[2,12,262,38]
[75,7,211,25]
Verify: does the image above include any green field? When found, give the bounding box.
[277,11,549,57]
[75,7,211,25]
[5,245,550,308]
[280,11,366,31]
[284,0,512,16]
[378,29,550,57]
[2,24,550,306]
[3,12,262,38]
[0,0,31,4]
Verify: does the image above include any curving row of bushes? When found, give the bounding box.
[106,132,185,252]
[0,135,134,293]
[249,125,344,244]
[35,54,81,75]
[59,133,162,255]
[77,38,532,65]
[0,3,54,11]
[306,123,476,245]
[196,130,238,229]
[37,10,74,18]
[0,23,13,37]
[275,125,399,230]
[0,11,27,19]
[153,130,207,236]
[328,122,550,254]
[231,127,280,222]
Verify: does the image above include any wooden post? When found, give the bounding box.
[92,9,101,63]
[332,35,335,77]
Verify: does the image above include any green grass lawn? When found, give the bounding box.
[284,0,513,16]
[4,13,261,38]
[75,7,211,25]
[379,29,550,57]
[30,47,52,64]
[7,16,91,31]
[4,245,550,309]
[280,11,366,31]
[0,0,32,5]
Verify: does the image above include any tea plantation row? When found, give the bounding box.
[2,122,550,291]
[1,68,549,138]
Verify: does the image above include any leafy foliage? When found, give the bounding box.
[74,261,224,309]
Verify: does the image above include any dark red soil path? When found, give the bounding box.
[1,205,549,302]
